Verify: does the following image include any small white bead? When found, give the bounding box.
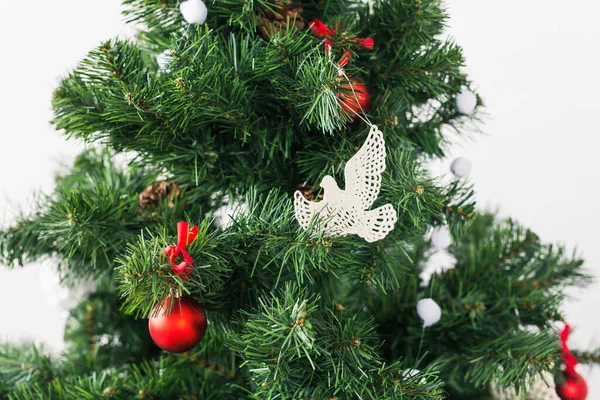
[180,0,208,24]
[431,225,451,250]
[456,89,477,116]
[450,157,472,178]
[417,298,442,327]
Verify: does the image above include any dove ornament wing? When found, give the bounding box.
[294,190,327,230]
[343,125,387,210]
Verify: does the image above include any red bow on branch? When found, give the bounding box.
[309,19,374,67]
[560,324,579,376]
[164,221,199,281]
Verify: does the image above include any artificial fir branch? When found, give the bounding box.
[228,283,445,399]
[0,344,56,396]
[0,149,163,280]
[571,348,600,366]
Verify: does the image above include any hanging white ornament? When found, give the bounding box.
[456,89,477,116]
[157,50,173,73]
[294,125,397,243]
[450,157,472,178]
[417,298,441,327]
[420,251,456,286]
[490,371,559,400]
[430,225,451,250]
[180,0,208,24]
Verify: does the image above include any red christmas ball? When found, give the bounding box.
[556,371,588,400]
[337,79,371,122]
[148,296,207,353]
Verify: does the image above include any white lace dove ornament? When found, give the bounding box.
[294,125,397,243]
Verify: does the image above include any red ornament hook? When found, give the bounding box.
[164,221,199,280]
[560,324,578,376]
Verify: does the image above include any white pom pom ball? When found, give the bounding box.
[456,89,477,116]
[417,298,442,328]
[431,225,451,250]
[180,0,208,24]
[450,157,472,178]
[213,195,248,229]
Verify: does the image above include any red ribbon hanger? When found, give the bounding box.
[309,19,374,67]
[560,324,579,376]
[164,221,199,281]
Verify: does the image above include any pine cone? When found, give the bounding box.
[257,1,306,38]
[139,181,181,209]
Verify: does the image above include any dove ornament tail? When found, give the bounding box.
[358,204,398,243]
[293,124,397,242]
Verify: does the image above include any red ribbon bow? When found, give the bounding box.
[164,221,199,281]
[308,19,374,67]
[560,324,579,376]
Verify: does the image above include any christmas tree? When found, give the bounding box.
[0,0,596,399]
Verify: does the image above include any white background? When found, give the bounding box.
[0,0,599,396]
